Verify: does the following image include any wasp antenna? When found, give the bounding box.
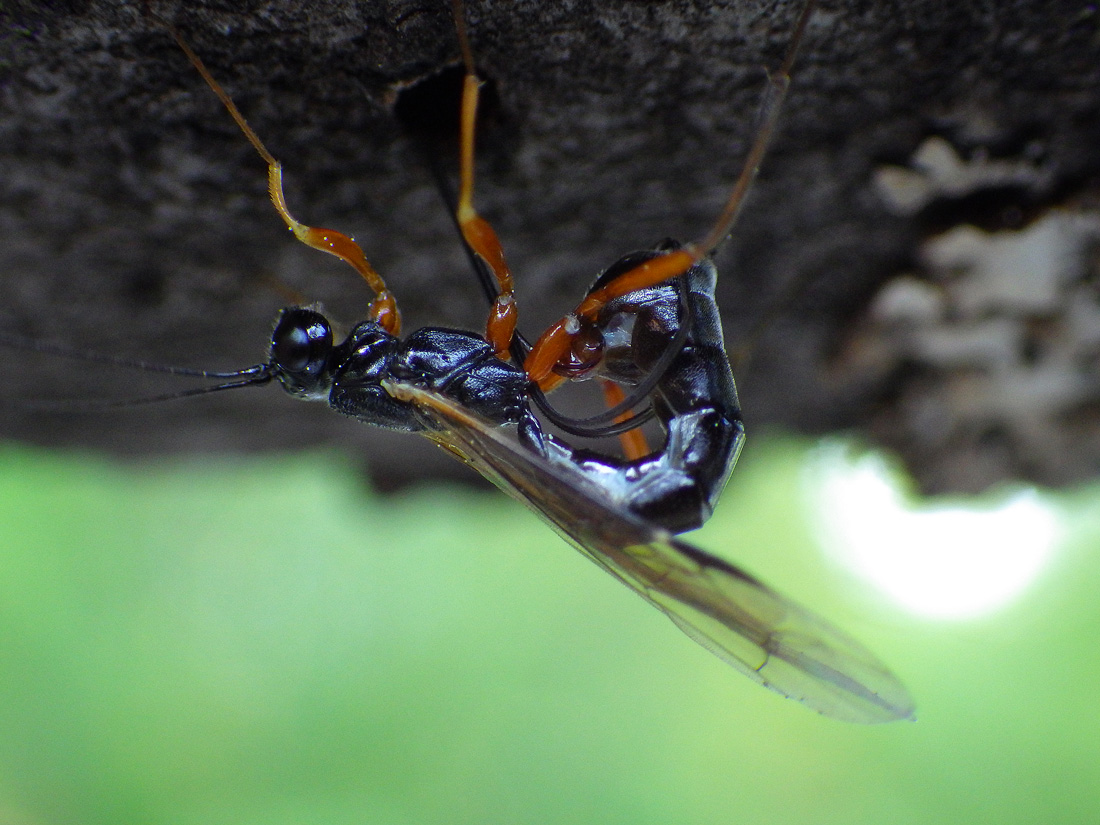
[0,331,268,380]
[3,367,273,413]
[153,12,401,334]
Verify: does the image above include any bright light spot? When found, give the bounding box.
[805,443,1062,620]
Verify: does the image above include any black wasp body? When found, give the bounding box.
[10,0,912,722]
[272,246,743,534]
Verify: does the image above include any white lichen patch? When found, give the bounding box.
[873,136,1055,216]
[921,211,1100,316]
[841,207,1100,491]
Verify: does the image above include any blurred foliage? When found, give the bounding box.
[0,436,1097,825]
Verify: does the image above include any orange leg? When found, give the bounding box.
[161,18,400,335]
[451,0,518,360]
[601,381,651,460]
[525,248,698,387]
[523,0,818,388]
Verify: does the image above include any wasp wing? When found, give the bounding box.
[384,380,914,724]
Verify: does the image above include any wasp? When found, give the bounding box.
[15,0,914,723]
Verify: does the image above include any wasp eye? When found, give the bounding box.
[271,309,333,375]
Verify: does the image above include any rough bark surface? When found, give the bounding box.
[1,0,1098,493]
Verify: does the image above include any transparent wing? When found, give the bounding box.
[384,380,915,724]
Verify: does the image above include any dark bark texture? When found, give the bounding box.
[1,0,1098,493]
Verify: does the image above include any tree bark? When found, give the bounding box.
[1,0,1098,493]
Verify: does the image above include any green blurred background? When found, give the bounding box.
[0,434,1097,825]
